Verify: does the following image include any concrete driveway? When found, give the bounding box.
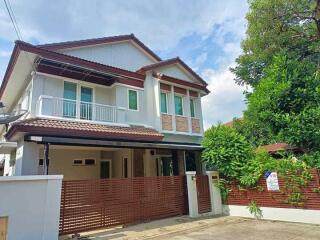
[64,216,320,240]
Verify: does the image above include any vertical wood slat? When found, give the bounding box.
[59,176,187,235]
[196,175,211,214]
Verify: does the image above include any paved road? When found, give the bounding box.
[62,216,320,240]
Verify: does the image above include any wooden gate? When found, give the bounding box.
[196,175,211,214]
[59,176,188,235]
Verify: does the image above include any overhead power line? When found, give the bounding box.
[3,0,22,40]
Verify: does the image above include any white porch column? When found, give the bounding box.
[15,138,39,176]
[186,171,199,218]
[170,85,176,131]
[206,171,223,215]
[186,89,192,133]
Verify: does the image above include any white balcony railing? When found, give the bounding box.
[37,95,116,123]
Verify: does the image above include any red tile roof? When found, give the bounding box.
[256,143,296,153]
[37,34,162,61]
[5,118,164,141]
[139,57,208,86]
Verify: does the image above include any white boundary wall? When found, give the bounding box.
[224,205,320,225]
[0,175,63,240]
[186,171,222,218]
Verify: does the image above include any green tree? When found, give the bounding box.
[202,124,253,178]
[235,55,320,150]
[231,0,320,87]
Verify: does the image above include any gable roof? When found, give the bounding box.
[37,34,162,62]
[0,40,146,98]
[138,57,208,86]
[256,143,299,153]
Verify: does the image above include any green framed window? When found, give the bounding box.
[128,89,138,110]
[160,92,168,113]
[174,95,183,116]
[190,99,195,117]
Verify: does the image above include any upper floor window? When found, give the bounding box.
[128,89,138,110]
[190,99,195,118]
[174,95,183,116]
[160,92,168,113]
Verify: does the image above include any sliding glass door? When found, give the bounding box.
[63,82,77,118]
[63,82,93,120]
[80,86,93,120]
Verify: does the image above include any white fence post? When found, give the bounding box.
[186,171,200,218]
[206,171,223,215]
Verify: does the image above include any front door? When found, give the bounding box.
[100,160,111,179]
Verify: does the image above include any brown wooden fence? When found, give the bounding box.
[196,175,211,214]
[227,169,320,210]
[59,176,188,235]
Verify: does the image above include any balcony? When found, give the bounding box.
[37,95,117,123]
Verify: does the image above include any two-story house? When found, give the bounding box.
[0,34,209,180]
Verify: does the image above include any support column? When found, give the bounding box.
[44,143,50,175]
[177,150,186,175]
[195,151,204,175]
[186,171,199,218]
[14,138,39,176]
[206,171,223,215]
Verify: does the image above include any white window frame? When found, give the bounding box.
[174,94,184,116]
[190,98,196,118]
[127,89,139,111]
[160,91,169,114]
[72,158,96,166]
[63,80,95,104]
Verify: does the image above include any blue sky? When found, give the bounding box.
[0,0,249,129]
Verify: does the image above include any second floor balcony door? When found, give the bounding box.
[63,81,93,120]
[63,82,77,118]
[80,86,93,120]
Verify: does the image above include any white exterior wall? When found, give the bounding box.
[14,139,39,176]
[0,175,63,240]
[61,41,155,71]
[157,65,196,83]
[224,205,320,225]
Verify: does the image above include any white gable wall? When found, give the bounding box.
[60,41,156,71]
[156,64,198,83]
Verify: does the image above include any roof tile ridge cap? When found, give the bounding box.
[139,57,179,71]
[130,34,162,61]
[175,57,208,86]
[32,43,146,78]
[36,34,133,48]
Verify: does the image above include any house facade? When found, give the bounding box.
[0,34,209,180]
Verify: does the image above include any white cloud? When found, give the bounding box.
[0,0,248,50]
[202,66,248,129]
[0,50,11,57]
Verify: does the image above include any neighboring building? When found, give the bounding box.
[256,142,303,158]
[0,34,209,179]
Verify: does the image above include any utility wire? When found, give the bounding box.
[3,0,22,40]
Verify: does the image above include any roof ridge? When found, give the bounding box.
[36,34,162,62]
[139,57,208,86]
[16,40,145,80]
[36,34,133,48]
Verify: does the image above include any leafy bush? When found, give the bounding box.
[247,200,263,219]
[300,152,320,169]
[202,124,253,179]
